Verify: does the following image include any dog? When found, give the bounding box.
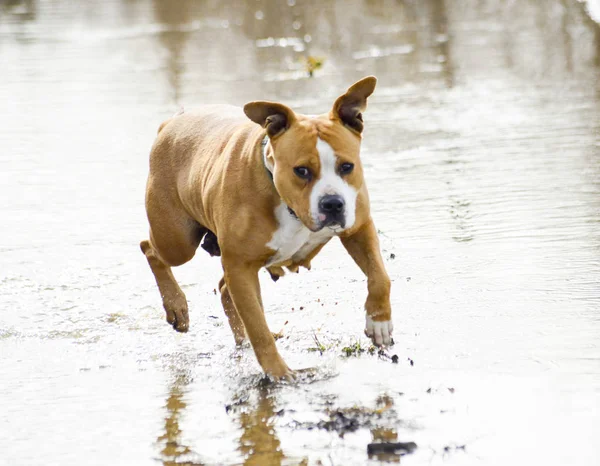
[141,76,393,379]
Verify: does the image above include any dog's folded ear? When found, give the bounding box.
[244,101,296,138]
[331,76,377,134]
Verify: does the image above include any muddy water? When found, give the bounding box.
[1,0,599,465]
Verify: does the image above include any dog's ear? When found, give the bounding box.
[330,76,377,134]
[244,101,296,138]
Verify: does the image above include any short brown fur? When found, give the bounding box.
[141,77,392,378]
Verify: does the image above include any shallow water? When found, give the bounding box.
[1,0,599,465]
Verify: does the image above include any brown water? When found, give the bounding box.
[1,1,599,465]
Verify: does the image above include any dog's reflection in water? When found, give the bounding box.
[157,375,292,466]
[156,374,196,466]
[236,385,285,466]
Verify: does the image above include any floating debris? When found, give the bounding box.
[308,333,327,354]
[341,341,367,357]
[367,441,417,456]
[292,404,395,437]
[377,348,399,363]
[302,55,325,77]
[444,444,466,452]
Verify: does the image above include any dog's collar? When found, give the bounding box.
[261,136,298,220]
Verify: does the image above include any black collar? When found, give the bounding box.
[261,136,298,219]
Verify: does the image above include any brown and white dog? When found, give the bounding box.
[141,76,393,379]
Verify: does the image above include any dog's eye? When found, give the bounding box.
[339,163,354,175]
[293,166,311,180]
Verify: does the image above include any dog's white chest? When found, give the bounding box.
[266,203,334,267]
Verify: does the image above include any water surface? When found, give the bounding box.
[1,1,599,465]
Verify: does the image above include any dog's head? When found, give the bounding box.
[244,76,376,233]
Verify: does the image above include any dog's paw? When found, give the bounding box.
[264,363,296,382]
[365,316,393,347]
[164,301,189,333]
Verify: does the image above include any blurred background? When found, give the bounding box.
[1,1,599,465]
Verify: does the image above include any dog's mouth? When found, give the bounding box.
[309,213,346,233]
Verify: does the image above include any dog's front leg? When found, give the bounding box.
[341,220,393,346]
[223,259,293,379]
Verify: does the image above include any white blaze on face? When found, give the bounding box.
[310,138,357,230]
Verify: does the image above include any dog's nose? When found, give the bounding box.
[319,194,345,215]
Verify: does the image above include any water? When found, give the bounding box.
[1,1,599,465]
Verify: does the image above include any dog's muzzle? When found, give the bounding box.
[318,194,346,229]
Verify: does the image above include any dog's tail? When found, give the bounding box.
[157,106,185,134]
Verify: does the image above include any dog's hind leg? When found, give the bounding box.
[140,239,192,332]
[218,276,247,345]
[142,174,205,332]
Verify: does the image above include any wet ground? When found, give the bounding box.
[1,0,600,465]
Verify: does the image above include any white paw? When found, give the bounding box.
[365,316,394,347]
